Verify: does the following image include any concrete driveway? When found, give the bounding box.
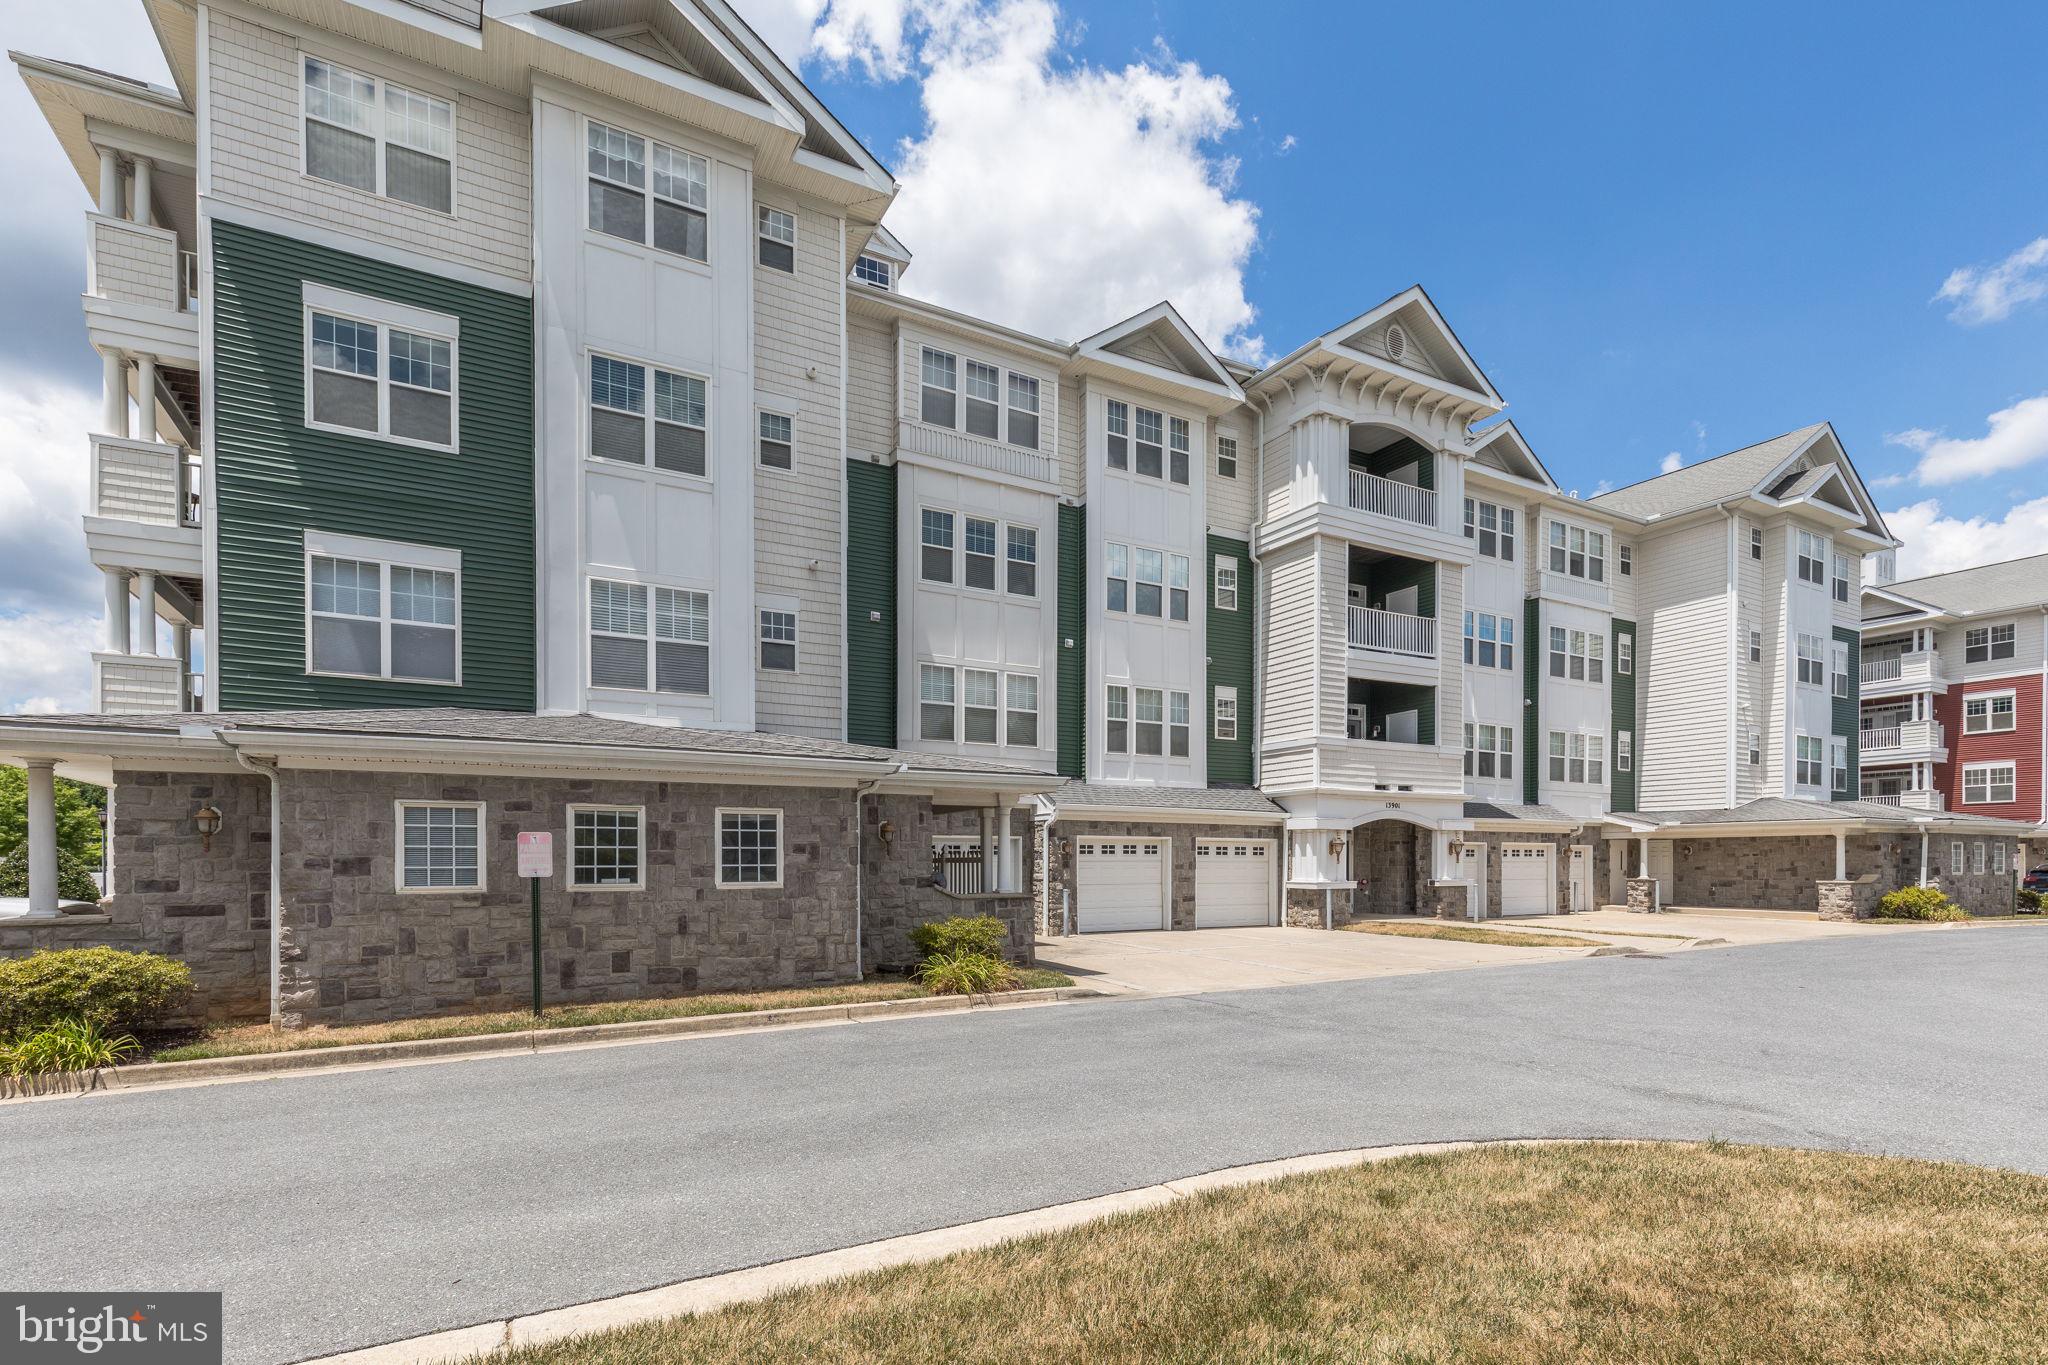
[1036,923,1594,996]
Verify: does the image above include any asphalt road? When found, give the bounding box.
[5,930,2046,1364]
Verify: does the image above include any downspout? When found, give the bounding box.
[213,730,283,1027]
[853,761,909,981]
[1251,391,1269,786]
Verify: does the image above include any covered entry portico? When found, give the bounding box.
[1278,793,1474,926]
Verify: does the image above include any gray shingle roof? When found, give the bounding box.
[1880,553,2048,617]
[1590,424,1828,520]
[1463,801,1581,824]
[1049,782,1283,816]
[1635,796,2036,832]
[0,708,1056,778]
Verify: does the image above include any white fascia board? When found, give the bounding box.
[329,0,486,47]
[497,12,800,139]
[10,51,189,109]
[1463,419,1558,490]
[1076,301,1239,392]
[1063,351,1241,412]
[851,289,1071,363]
[233,729,896,778]
[1053,806,1283,826]
[1322,340,1500,413]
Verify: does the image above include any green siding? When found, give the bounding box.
[211,220,533,711]
[1206,534,1254,786]
[1352,554,1436,619]
[1356,435,1436,491]
[1057,505,1087,778]
[1347,679,1434,746]
[845,460,898,747]
[1522,597,1541,804]
[1832,626,1861,800]
[1610,620,1638,812]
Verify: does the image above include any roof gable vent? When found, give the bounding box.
[1384,324,1407,361]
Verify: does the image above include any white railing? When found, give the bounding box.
[1348,605,1436,657]
[181,249,200,311]
[87,213,181,312]
[93,435,201,528]
[1862,720,1942,754]
[1863,790,1945,811]
[1347,469,1437,527]
[91,653,184,714]
[898,419,1057,486]
[1316,737,1464,794]
[1860,726,1901,752]
[1861,656,1902,684]
[1861,651,1936,688]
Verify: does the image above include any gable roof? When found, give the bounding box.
[1590,424,1828,519]
[1074,301,1241,399]
[1257,284,1503,410]
[1881,553,2048,617]
[1463,420,1557,491]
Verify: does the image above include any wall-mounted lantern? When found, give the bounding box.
[194,804,223,852]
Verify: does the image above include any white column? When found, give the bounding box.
[102,349,128,437]
[174,624,192,709]
[103,570,131,653]
[1834,830,1846,881]
[979,808,997,893]
[97,147,121,215]
[134,570,158,656]
[130,156,152,226]
[135,354,158,442]
[1919,830,1930,887]
[1638,836,1650,877]
[25,761,60,916]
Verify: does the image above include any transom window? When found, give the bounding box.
[589,354,707,477]
[1216,435,1238,479]
[307,537,459,683]
[1546,520,1606,582]
[1796,529,1828,586]
[1463,499,1517,562]
[303,57,453,214]
[1796,633,1825,688]
[1214,556,1240,611]
[918,346,1041,449]
[757,204,796,271]
[1795,735,1825,787]
[759,609,797,672]
[588,119,708,262]
[852,254,893,288]
[717,810,781,888]
[1547,626,1604,683]
[570,806,643,889]
[1965,623,2016,664]
[1964,692,2017,734]
[307,302,456,450]
[399,802,480,890]
[1463,723,1515,780]
[1104,543,1189,620]
[1963,762,2017,805]
[588,578,710,694]
[757,411,793,469]
[1463,612,1515,671]
[1104,684,1190,757]
[1214,685,1238,740]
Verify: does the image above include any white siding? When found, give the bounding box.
[1206,408,1255,535]
[846,312,897,462]
[1261,539,1317,746]
[1636,517,1732,809]
[1317,537,1350,738]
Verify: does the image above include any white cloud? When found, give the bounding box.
[0,371,102,713]
[751,0,1264,358]
[0,611,99,716]
[1934,235,2048,325]
[1659,451,1683,474]
[1887,395,2048,485]
[732,0,829,67]
[1885,495,2048,580]
[1278,134,1297,154]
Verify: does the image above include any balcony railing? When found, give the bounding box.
[182,249,200,311]
[1862,790,1945,811]
[91,653,187,714]
[1860,720,1942,755]
[87,213,184,312]
[1346,469,1437,527]
[1348,605,1436,658]
[1860,651,1937,688]
[92,435,201,528]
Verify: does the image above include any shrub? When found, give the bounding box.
[2018,888,2043,914]
[0,845,103,903]
[909,914,1010,963]
[1874,886,1970,923]
[0,948,192,1036]
[917,951,1015,996]
[1,1017,140,1075]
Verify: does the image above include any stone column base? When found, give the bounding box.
[1625,877,1660,912]
[1431,881,1472,920]
[1817,877,1880,921]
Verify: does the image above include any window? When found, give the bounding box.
[756,204,795,271]
[1217,435,1238,479]
[1007,673,1039,747]
[1830,738,1848,793]
[921,509,955,584]
[1549,628,1603,682]
[1469,613,1513,671]
[1464,723,1514,780]
[1134,407,1165,479]
[919,664,956,740]
[964,361,1001,438]
[1951,840,1965,876]
[852,254,893,289]
[1618,635,1633,676]
[1994,842,2007,875]
[1618,731,1634,773]
[587,579,710,694]
[1830,641,1849,698]
[717,810,781,888]
[963,669,1000,743]
[1215,556,1240,611]
[1973,842,1988,876]
[964,517,998,590]
[1795,735,1824,787]
[1462,499,1516,562]
[1007,526,1038,596]
[758,609,796,672]
[1750,526,1764,560]
[1964,692,2017,734]
[588,354,706,476]
[1215,686,1238,741]
[920,348,958,428]
[1105,684,1130,753]
[757,411,793,469]
[1106,400,1129,470]
[1169,554,1190,621]
[304,57,454,213]
[1549,626,1566,678]
[588,120,707,261]
[307,298,456,450]
[1500,617,1515,671]
[1963,762,2017,805]
[1965,623,2016,664]
[570,806,642,889]
[1547,730,1566,783]
[1796,530,1827,586]
[1169,417,1192,485]
[1619,545,1632,576]
[1548,731,1604,785]
[1477,613,1498,669]
[399,802,481,891]
[1134,548,1164,617]
[1832,553,1852,602]
[1008,374,1040,450]
[1749,628,1763,664]
[1545,520,1604,580]
[1748,727,1762,766]
[1170,691,1191,757]
[1135,687,1165,755]
[1796,634,1825,687]
[307,536,460,683]
[1548,522,1566,574]
[1105,543,1128,612]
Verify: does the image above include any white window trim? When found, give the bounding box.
[920,507,1039,599]
[1795,633,1826,689]
[917,658,1042,749]
[910,337,1051,453]
[1962,761,2018,806]
[1543,516,1608,583]
[303,530,462,686]
[1463,497,1517,562]
[584,115,711,269]
[1101,392,1195,488]
[302,284,461,453]
[1794,734,1826,789]
[1214,684,1238,741]
[756,203,796,269]
[1105,540,1192,622]
[1794,528,1829,588]
[714,807,784,890]
[758,601,799,674]
[852,254,893,289]
[298,51,457,218]
[585,574,714,698]
[567,803,646,892]
[1963,689,2019,734]
[756,407,795,471]
[394,799,485,894]
[586,347,713,486]
[1964,621,2018,664]
[1214,555,1240,611]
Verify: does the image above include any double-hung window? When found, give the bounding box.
[920,348,958,427]
[307,534,460,683]
[758,609,797,671]
[1008,375,1040,450]
[922,347,1043,447]
[1134,407,1165,478]
[398,802,481,891]
[963,668,1000,743]
[1832,553,1852,602]
[1618,545,1632,575]
[1168,554,1190,621]
[756,204,795,271]
[1214,556,1240,611]
[1168,417,1192,485]
[304,57,454,213]
[1973,842,1988,875]
[1963,762,2017,805]
[588,120,708,261]
[1796,530,1827,586]
[1216,435,1238,479]
[717,810,781,888]
[1133,688,1165,754]
[1547,731,1567,783]
[589,354,706,477]
[1106,400,1130,470]
[1830,641,1849,698]
[1965,623,2016,663]
[1466,499,1517,559]
[1476,614,1498,669]
[588,579,709,694]
[570,806,642,889]
[1545,520,1604,580]
[307,292,457,450]
[1964,692,2017,734]
[1007,674,1039,747]
[1617,731,1634,773]
[963,361,1001,438]
[921,510,955,584]
[1105,685,1131,753]
[1748,727,1763,766]
[1951,841,1966,876]
[1465,723,1513,779]
[1830,738,1848,793]
[919,664,956,740]
[1618,635,1634,675]
[1105,543,1129,612]
[1551,629,1605,682]
[1007,527,1038,596]
[1796,633,1825,687]
[1795,735,1824,787]
[1134,549,1165,617]
[1214,686,1238,741]
[1749,627,1764,664]
[757,411,793,469]
[963,517,999,589]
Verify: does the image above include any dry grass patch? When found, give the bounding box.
[1340,921,1599,950]
[149,970,1072,1064]
[488,1142,2048,1365]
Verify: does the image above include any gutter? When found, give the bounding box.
[209,728,283,1027]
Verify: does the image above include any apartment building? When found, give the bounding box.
[2,0,2037,1027]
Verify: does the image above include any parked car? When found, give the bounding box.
[2022,866,2048,896]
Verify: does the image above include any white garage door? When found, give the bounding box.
[1195,840,1272,928]
[1500,844,1554,916]
[1076,840,1167,933]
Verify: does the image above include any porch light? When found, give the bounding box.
[1327,835,1346,856]
[877,819,896,849]
[194,804,222,852]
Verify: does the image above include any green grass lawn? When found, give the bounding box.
[1339,920,1600,949]
[483,1142,2048,1364]
[149,968,1074,1063]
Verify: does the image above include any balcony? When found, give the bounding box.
[1347,468,1437,527]
[1861,790,1945,812]
[897,418,1057,487]
[83,212,199,365]
[1860,719,1945,763]
[84,434,202,578]
[1348,605,1435,657]
[1860,650,1943,696]
[91,653,191,714]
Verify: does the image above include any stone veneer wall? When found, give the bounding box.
[863,797,1034,969]
[0,770,272,1023]
[1925,834,2022,918]
[1661,832,2016,917]
[1046,819,1282,934]
[1461,832,1579,918]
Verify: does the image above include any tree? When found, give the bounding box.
[0,768,106,867]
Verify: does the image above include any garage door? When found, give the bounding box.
[1076,840,1167,932]
[1195,840,1272,928]
[1500,844,1554,916]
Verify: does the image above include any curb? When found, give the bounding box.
[8,987,1103,1100]
[297,1137,1619,1365]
